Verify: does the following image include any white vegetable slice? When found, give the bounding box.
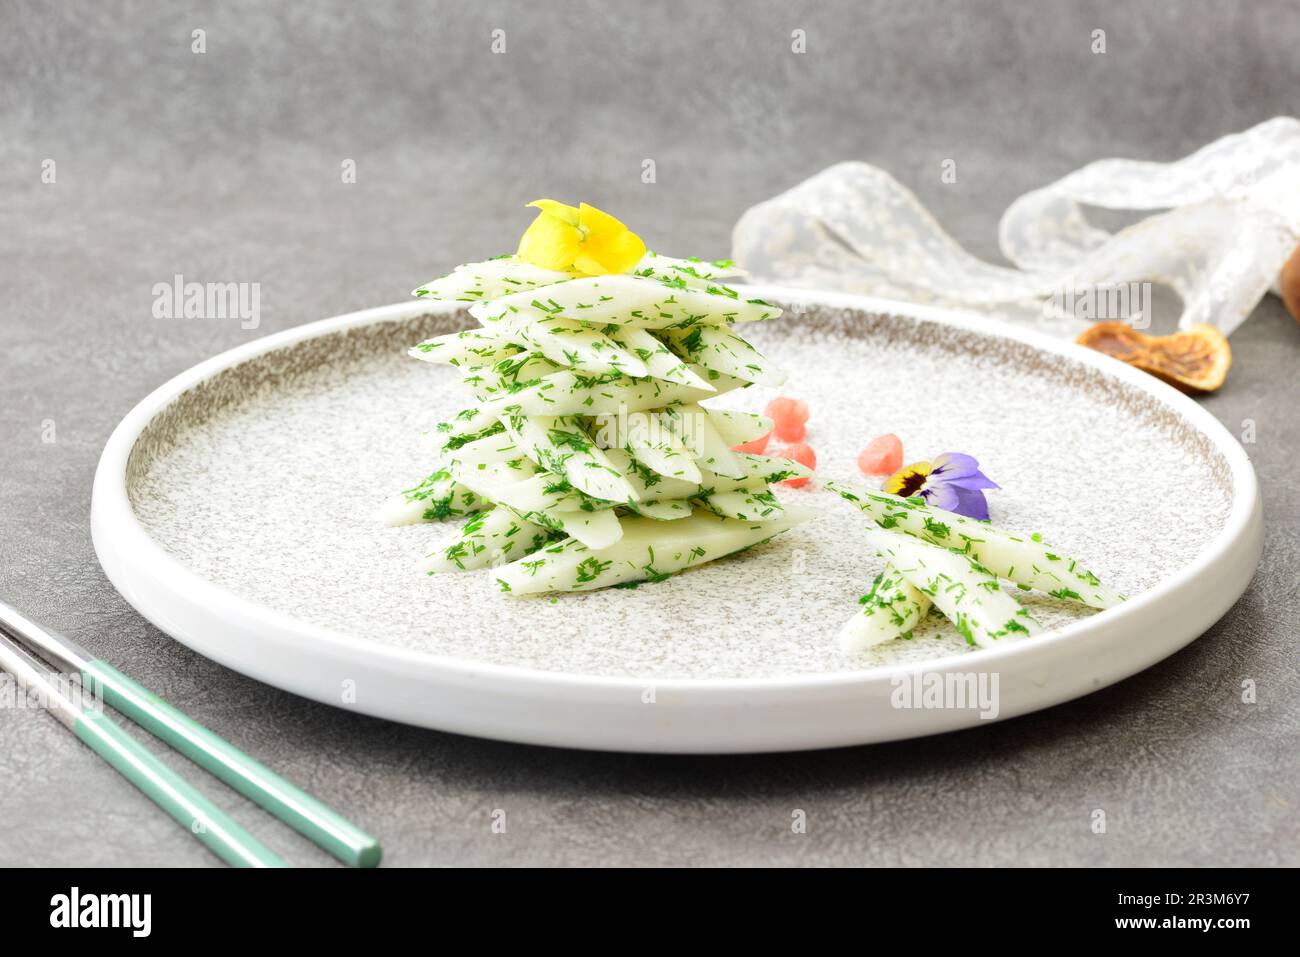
[447,458,541,510]
[661,402,744,479]
[698,452,812,494]
[697,487,786,522]
[381,493,437,526]
[409,328,518,367]
[590,410,702,484]
[501,413,637,504]
[381,469,487,526]
[826,482,1123,609]
[462,450,698,515]
[625,498,694,521]
[506,447,796,509]
[636,252,746,280]
[516,318,648,378]
[417,507,553,573]
[867,529,1042,649]
[445,432,528,469]
[461,354,563,401]
[412,257,575,302]
[838,564,933,652]
[605,326,714,391]
[480,365,745,417]
[430,406,502,445]
[706,409,772,446]
[602,448,699,502]
[629,430,703,483]
[470,274,779,330]
[455,472,582,514]
[503,504,623,550]
[494,506,812,595]
[663,325,786,387]
[463,450,699,515]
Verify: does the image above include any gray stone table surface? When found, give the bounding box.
[2,0,1297,866]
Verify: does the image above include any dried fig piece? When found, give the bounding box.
[1076,322,1231,393]
[1282,244,1300,326]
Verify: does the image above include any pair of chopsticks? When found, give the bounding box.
[0,600,381,867]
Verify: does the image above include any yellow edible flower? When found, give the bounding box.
[516,199,646,276]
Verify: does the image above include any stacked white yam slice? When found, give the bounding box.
[385,253,811,594]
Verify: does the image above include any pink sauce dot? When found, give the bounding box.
[732,432,771,454]
[771,418,806,442]
[857,433,903,475]
[774,442,816,487]
[764,397,809,425]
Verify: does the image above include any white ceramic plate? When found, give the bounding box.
[92,289,1261,753]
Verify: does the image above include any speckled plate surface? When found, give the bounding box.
[91,290,1262,752]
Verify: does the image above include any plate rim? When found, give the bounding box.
[91,288,1262,750]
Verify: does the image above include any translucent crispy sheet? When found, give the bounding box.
[733,118,1300,337]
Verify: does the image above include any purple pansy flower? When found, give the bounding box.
[882,452,999,520]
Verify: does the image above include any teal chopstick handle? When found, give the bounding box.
[74,709,287,868]
[83,660,381,868]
